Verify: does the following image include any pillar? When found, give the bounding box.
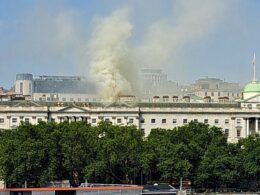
[246,118,250,136]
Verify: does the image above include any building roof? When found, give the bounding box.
[244,81,260,93]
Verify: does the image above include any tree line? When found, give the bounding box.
[0,121,259,191]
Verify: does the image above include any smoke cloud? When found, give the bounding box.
[88,0,231,101]
[88,7,138,102]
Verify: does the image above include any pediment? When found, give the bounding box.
[58,106,88,113]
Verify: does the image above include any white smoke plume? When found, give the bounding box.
[88,7,136,102]
[88,0,232,101]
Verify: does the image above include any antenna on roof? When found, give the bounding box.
[252,52,256,81]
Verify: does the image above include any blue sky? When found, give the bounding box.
[0,0,260,88]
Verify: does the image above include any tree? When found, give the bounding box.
[84,121,144,184]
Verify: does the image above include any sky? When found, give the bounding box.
[0,0,260,89]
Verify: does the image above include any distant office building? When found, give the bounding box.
[140,69,180,99]
[140,70,242,103]
[190,77,242,102]
[14,73,97,102]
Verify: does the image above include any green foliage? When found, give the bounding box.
[0,121,259,191]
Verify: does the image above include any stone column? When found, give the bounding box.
[246,118,250,136]
[231,117,235,141]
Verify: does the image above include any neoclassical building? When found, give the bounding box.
[0,79,259,143]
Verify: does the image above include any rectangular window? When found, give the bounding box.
[162,119,166,124]
[211,92,214,96]
[237,119,241,124]
[47,97,50,101]
[24,118,30,123]
[105,118,110,122]
[218,92,221,96]
[151,119,156,124]
[29,83,32,94]
[62,98,66,102]
[215,119,219,124]
[0,118,4,123]
[37,118,42,123]
[92,118,96,123]
[204,119,208,124]
[183,119,188,124]
[12,118,17,123]
[141,118,145,123]
[224,129,229,137]
[70,98,74,102]
[173,119,177,124]
[117,118,122,124]
[237,129,241,137]
[194,119,198,123]
[78,98,81,102]
[85,98,89,102]
[20,82,23,94]
[129,118,134,123]
[225,119,229,124]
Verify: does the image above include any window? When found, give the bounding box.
[0,118,4,123]
[62,98,66,102]
[162,118,166,124]
[162,119,166,124]
[194,119,198,123]
[25,118,30,122]
[51,118,55,122]
[85,98,89,102]
[237,119,241,124]
[70,98,74,102]
[78,98,81,102]
[129,118,134,123]
[141,129,145,134]
[224,129,229,137]
[141,118,145,123]
[39,97,42,101]
[105,118,110,122]
[92,118,96,123]
[37,118,42,123]
[12,118,17,123]
[173,119,177,124]
[211,92,214,96]
[47,97,50,101]
[183,119,188,124]
[20,82,23,94]
[151,119,156,124]
[204,119,208,124]
[215,119,219,124]
[218,92,221,96]
[237,129,241,137]
[205,92,207,96]
[29,83,32,94]
[117,118,122,123]
[225,119,229,124]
